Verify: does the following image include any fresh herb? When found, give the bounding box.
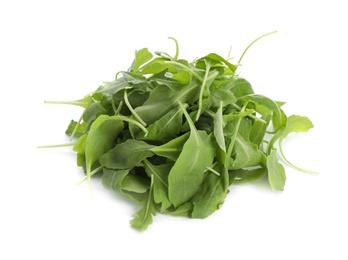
[39,32,317,231]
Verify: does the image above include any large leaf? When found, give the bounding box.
[168,103,215,207]
[84,115,124,188]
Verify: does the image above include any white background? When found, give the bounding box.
[1,0,347,259]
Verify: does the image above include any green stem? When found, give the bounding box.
[168,37,179,61]
[44,100,89,107]
[279,139,318,174]
[124,89,147,127]
[115,100,123,115]
[37,142,75,148]
[196,63,211,121]
[77,165,104,185]
[238,31,277,65]
[116,115,148,136]
[70,106,89,140]
[205,166,221,176]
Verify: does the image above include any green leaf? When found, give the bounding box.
[130,48,153,72]
[96,77,129,96]
[230,134,261,170]
[246,94,285,132]
[229,167,267,183]
[249,112,272,145]
[84,115,124,190]
[102,168,130,192]
[164,202,193,217]
[211,88,237,107]
[65,120,87,137]
[191,165,229,219]
[138,105,184,142]
[196,53,237,72]
[266,149,286,190]
[122,174,150,193]
[168,103,215,207]
[229,78,254,99]
[140,58,176,74]
[151,132,190,161]
[281,115,314,137]
[213,103,226,164]
[99,139,155,170]
[73,133,87,168]
[131,81,199,129]
[130,175,156,231]
[144,160,172,211]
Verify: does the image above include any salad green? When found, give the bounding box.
[40,32,316,230]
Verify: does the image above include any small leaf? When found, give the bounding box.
[144,160,172,211]
[266,149,286,190]
[229,167,267,183]
[230,134,261,170]
[65,120,87,137]
[191,165,229,219]
[130,175,156,231]
[131,48,153,71]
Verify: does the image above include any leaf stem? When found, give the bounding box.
[37,142,75,148]
[205,166,221,176]
[196,63,211,121]
[116,115,148,136]
[278,140,318,174]
[168,37,179,61]
[238,31,277,65]
[44,100,90,107]
[77,165,104,185]
[124,89,147,127]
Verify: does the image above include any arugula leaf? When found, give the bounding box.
[191,164,229,219]
[229,167,267,184]
[129,48,153,72]
[168,102,215,207]
[99,139,155,170]
[144,160,172,211]
[230,134,261,170]
[138,105,185,142]
[129,175,156,231]
[151,132,190,161]
[84,115,124,191]
[266,149,286,190]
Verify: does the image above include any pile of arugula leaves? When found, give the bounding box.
[41,33,316,230]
